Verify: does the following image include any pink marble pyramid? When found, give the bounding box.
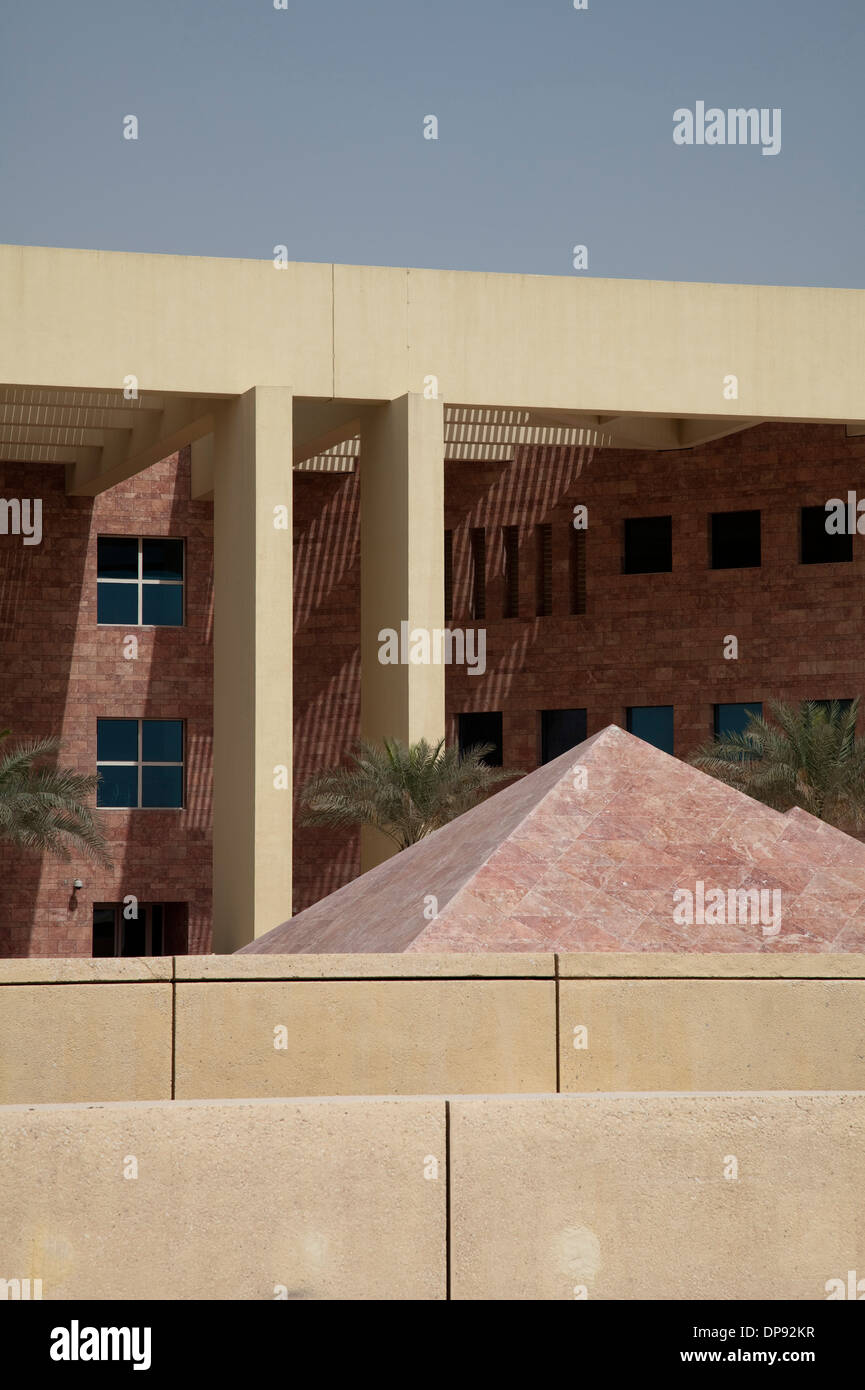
[241,724,865,954]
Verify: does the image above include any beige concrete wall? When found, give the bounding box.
[0,1097,445,1300]
[450,1093,865,1300]
[2,1091,862,1299]
[174,978,555,1098]
[559,979,865,1091]
[4,244,865,420]
[0,960,172,1105]
[3,954,865,1103]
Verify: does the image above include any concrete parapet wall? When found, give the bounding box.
[2,954,865,1103]
[0,1092,861,1300]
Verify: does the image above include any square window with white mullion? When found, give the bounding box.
[97,537,185,626]
[97,718,184,808]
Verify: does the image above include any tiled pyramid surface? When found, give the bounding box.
[241,724,865,954]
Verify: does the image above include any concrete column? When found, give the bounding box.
[212,387,293,950]
[360,393,446,870]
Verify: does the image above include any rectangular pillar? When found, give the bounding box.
[213,387,293,950]
[360,393,445,869]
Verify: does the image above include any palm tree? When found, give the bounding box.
[299,736,520,850]
[0,729,111,864]
[689,699,865,830]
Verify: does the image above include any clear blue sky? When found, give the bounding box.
[1,0,862,285]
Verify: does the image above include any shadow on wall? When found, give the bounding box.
[292,468,361,913]
[0,450,214,957]
[0,462,92,956]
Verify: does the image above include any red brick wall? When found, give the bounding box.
[446,422,865,767]
[292,470,361,912]
[293,422,865,909]
[0,449,212,956]
[5,423,865,943]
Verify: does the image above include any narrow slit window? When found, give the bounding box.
[570,527,586,614]
[502,526,519,618]
[536,523,553,617]
[444,529,454,620]
[470,528,486,620]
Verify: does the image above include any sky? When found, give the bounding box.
[1,0,863,286]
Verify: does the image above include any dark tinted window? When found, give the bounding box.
[92,907,116,957]
[97,719,138,762]
[627,705,674,754]
[142,586,183,625]
[714,702,762,739]
[97,537,138,579]
[458,711,503,767]
[710,510,761,569]
[142,720,183,763]
[142,766,183,808]
[540,709,587,764]
[142,538,183,581]
[801,506,853,564]
[97,766,138,808]
[623,517,672,574]
[97,585,138,624]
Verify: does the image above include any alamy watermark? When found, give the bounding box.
[824,492,865,534]
[50,1321,151,1370]
[0,498,42,546]
[0,1277,42,1299]
[378,621,486,676]
[673,103,781,157]
[673,880,781,936]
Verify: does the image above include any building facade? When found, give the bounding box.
[293,419,865,913]
[3,415,863,953]
[3,245,865,954]
[0,449,212,955]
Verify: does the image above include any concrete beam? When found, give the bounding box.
[0,425,110,449]
[292,399,369,464]
[3,444,101,467]
[676,415,760,448]
[190,434,214,499]
[0,402,165,432]
[5,245,865,421]
[65,396,213,496]
[0,386,168,411]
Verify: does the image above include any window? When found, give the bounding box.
[540,709,587,764]
[710,510,761,569]
[536,524,553,616]
[801,506,853,565]
[92,902,189,957]
[714,702,762,739]
[626,705,674,754]
[623,516,672,574]
[812,698,854,718]
[97,719,184,808]
[569,527,586,615]
[470,528,486,620]
[444,530,454,620]
[97,537,184,626]
[458,711,503,767]
[502,526,520,618]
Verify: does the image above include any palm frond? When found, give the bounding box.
[299,737,520,849]
[0,728,112,865]
[688,699,865,832]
